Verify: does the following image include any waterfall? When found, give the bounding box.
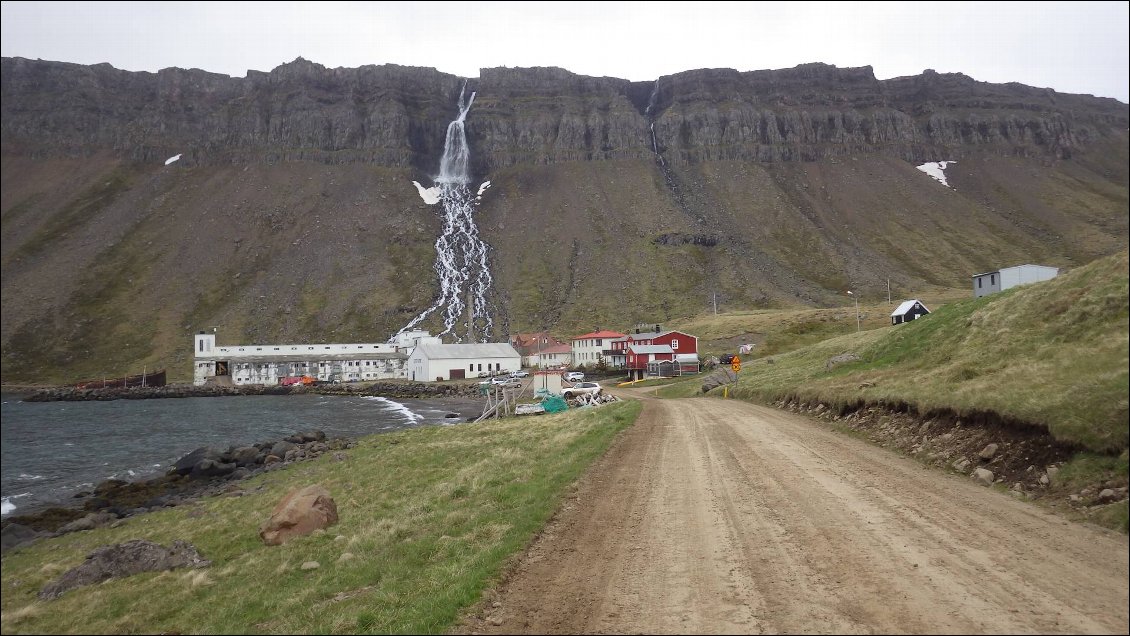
[645,79,697,220]
[437,87,475,184]
[645,80,678,193]
[397,82,495,342]
[645,80,666,168]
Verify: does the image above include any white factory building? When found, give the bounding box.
[407,343,522,381]
[193,330,415,386]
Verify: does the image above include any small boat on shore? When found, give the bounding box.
[73,369,167,390]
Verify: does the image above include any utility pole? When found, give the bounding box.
[713,291,718,316]
[847,290,860,332]
[887,278,891,306]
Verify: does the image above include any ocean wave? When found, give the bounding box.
[18,473,46,481]
[1,492,33,516]
[362,396,424,424]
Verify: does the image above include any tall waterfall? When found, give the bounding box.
[645,79,678,193]
[398,83,494,342]
[646,79,699,223]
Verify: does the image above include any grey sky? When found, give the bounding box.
[2,1,1127,102]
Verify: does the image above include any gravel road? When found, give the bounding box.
[459,394,1129,634]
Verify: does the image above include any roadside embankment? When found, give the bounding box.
[682,251,1129,530]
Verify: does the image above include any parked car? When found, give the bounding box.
[562,381,601,399]
[510,370,530,378]
[564,371,585,382]
[279,375,316,386]
[477,371,492,378]
[719,354,736,365]
[490,376,522,387]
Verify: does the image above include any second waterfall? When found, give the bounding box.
[400,82,494,342]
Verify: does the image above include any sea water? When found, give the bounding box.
[0,392,474,518]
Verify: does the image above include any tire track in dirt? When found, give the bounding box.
[456,395,1128,634]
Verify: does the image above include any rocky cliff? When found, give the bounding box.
[2,57,1127,383]
[4,58,1125,170]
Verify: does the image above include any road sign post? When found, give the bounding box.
[731,355,741,373]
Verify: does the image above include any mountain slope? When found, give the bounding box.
[1,58,1126,383]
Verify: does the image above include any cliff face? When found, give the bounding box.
[4,58,1125,171]
[1,57,463,171]
[1,57,1127,383]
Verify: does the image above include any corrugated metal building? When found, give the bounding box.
[972,264,1059,298]
[407,343,521,381]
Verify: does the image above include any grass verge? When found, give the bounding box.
[0,401,641,634]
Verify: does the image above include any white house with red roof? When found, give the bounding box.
[508,331,568,367]
[570,329,626,368]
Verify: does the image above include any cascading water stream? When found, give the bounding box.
[397,83,494,342]
[646,79,702,224]
[645,79,680,195]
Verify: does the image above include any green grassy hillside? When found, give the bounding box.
[715,250,1129,453]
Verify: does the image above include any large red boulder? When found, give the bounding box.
[258,485,339,546]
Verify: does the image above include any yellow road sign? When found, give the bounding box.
[731,355,741,372]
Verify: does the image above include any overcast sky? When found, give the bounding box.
[2,1,1127,102]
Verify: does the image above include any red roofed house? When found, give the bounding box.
[509,331,567,368]
[570,329,626,369]
[612,326,700,380]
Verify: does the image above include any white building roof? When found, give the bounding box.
[971,264,1059,278]
[628,344,675,354]
[197,352,406,363]
[891,300,929,317]
[415,343,520,360]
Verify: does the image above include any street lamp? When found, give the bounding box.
[847,290,860,332]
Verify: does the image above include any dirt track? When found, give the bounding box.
[460,395,1129,634]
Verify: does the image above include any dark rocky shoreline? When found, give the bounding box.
[0,429,356,551]
[2,385,490,552]
[20,381,483,402]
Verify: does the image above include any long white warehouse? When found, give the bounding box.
[193,331,407,386]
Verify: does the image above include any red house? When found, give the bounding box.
[614,328,699,380]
